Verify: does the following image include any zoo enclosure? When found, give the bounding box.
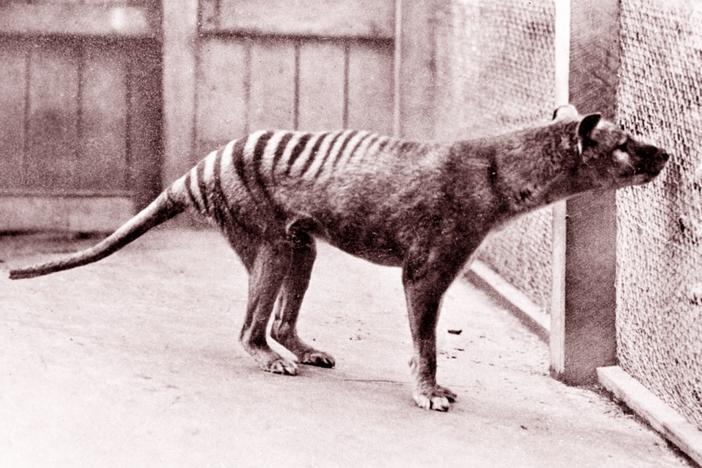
[431,0,702,440]
[0,0,699,450]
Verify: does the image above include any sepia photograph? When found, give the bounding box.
[1,0,701,466]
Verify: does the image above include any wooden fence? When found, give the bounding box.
[0,0,435,231]
[0,1,161,230]
[0,0,614,390]
[162,0,403,185]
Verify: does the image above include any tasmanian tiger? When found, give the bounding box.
[9,105,669,411]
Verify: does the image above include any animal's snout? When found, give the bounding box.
[657,150,670,162]
[641,148,670,176]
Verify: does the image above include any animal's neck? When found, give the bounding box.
[452,121,580,219]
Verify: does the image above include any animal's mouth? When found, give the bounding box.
[618,152,669,186]
[643,153,669,176]
[634,150,670,180]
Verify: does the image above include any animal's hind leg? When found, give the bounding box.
[270,233,335,368]
[240,240,298,375]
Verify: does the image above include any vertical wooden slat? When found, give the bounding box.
[395,0,436,139]
[214,0,394,40]
[199,0,219,28]
[78,41,128,191]
[249,40,296,130]
[196,38,248,152]
[129,39,162,209]
[550,0,620,385]
[297,41,345,131]
[0,39,27,191]
[26,41,80,191]
[347,42,394,134]
[162,0,198,185]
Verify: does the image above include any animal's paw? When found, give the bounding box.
[264,356,299,376]
[300,350,336,368]
[413,384,457,412]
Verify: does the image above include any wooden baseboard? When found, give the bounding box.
[598,366,702,466]
[465,262,702,464]
[0,195,134,233]
[466,259,550,342]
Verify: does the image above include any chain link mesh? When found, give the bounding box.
[434,0,556,310]
[434,0,702,430]
[616,0,702,430]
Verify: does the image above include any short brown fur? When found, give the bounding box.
[10,105,670,411]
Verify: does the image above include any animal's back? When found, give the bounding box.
[178,129,446,265]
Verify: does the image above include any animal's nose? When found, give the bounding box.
[659,151,670,161]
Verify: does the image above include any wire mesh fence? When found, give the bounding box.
[615,0,702,430]
[434,0,556,310]
[435,0,702,430]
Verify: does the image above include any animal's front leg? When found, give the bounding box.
[402,248,467,411]
[404,283,456,411]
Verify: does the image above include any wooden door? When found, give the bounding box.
[193,0,396,157]
[0,1,162,232]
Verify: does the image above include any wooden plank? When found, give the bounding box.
[395,0,436,139]
[78,42,128,192]
[549,0,620,385]
[0,196,134,232]
[162,0,198,184]
[549,0,571,381]
[598,366,702,466]
[26,42,80,192]
[128,40,163,209]
[249,40,295,130]
[348,43,394,134]
[196,38,248,147]
[199,0,219,29]
[0,3,154,38]
[210,0,394,40]
[0,40,27,191]
[467,260,550,343]
[297,41,345,131]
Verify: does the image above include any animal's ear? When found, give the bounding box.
[577,113,602,141]
[552,104,578,121]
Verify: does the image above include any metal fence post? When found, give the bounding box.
[550,0,621,385]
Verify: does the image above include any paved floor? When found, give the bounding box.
[0,229,691,467]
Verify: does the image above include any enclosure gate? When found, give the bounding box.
[0,1,162,232]
[162,0,400,186]
[0,0,435,232]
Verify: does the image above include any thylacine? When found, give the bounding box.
[9,105,669,411]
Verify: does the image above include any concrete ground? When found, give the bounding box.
[0,229,691,468]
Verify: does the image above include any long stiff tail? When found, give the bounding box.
[8,191,185,280]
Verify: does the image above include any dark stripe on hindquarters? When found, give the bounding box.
[226,135,256,234]
[196,157,210,214]
[212,147,251,234]
[271,132,294,183]
[208,150,227,224]
[313,131,352,178]
[305,131,344,179]
[252,131,285,219]
[299,132,336,177]
[252,132,273,197]
[328,130,359,170]
[233,134,257,202]
[358,136,390,164]
[284,133,313,177]
[183,172,201,212]
[347,133,379,165]
[338,132,372,167]
[253,131,275,167]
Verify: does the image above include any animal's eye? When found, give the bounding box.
[616,140,628,151]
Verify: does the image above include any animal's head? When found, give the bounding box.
[553,105,670,191]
